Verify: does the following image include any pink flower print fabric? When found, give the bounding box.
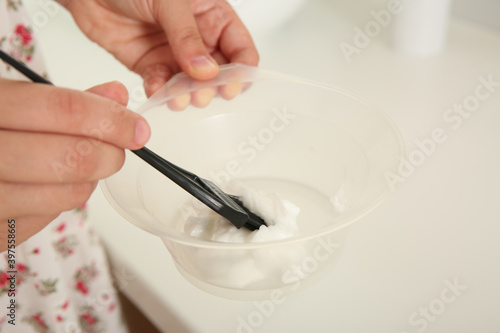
[8,23,35,61]
[0,0,45,79]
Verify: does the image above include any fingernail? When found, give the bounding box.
[134,118,151,146]
[190,55,218,74]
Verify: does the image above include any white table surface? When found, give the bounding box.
[27,0,500,332]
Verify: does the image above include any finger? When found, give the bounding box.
[167,93,191,111]
[210,51,228,66]
[137,54,178,97]
[164,76,192,111]
[0,181,97,219]
[86,81,129,106]
[0,130,125,183]
[216,2,259,66]
[219,82,244,100]
[0,79,150,150]
[218,60,254,100]
[191,86,217,108]
[155,0,219,80]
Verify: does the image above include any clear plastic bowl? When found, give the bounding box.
[101,64,404,300]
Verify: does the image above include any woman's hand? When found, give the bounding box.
[59,0,259,96]
[0,80,150,250]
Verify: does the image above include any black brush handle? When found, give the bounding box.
[0,49,50,84]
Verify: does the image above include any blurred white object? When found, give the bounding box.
[229,0,307,35]
[392,0,452,56]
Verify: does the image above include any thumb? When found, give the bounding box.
[154,0,219,80]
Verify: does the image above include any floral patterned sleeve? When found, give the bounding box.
[0,2,129,332]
